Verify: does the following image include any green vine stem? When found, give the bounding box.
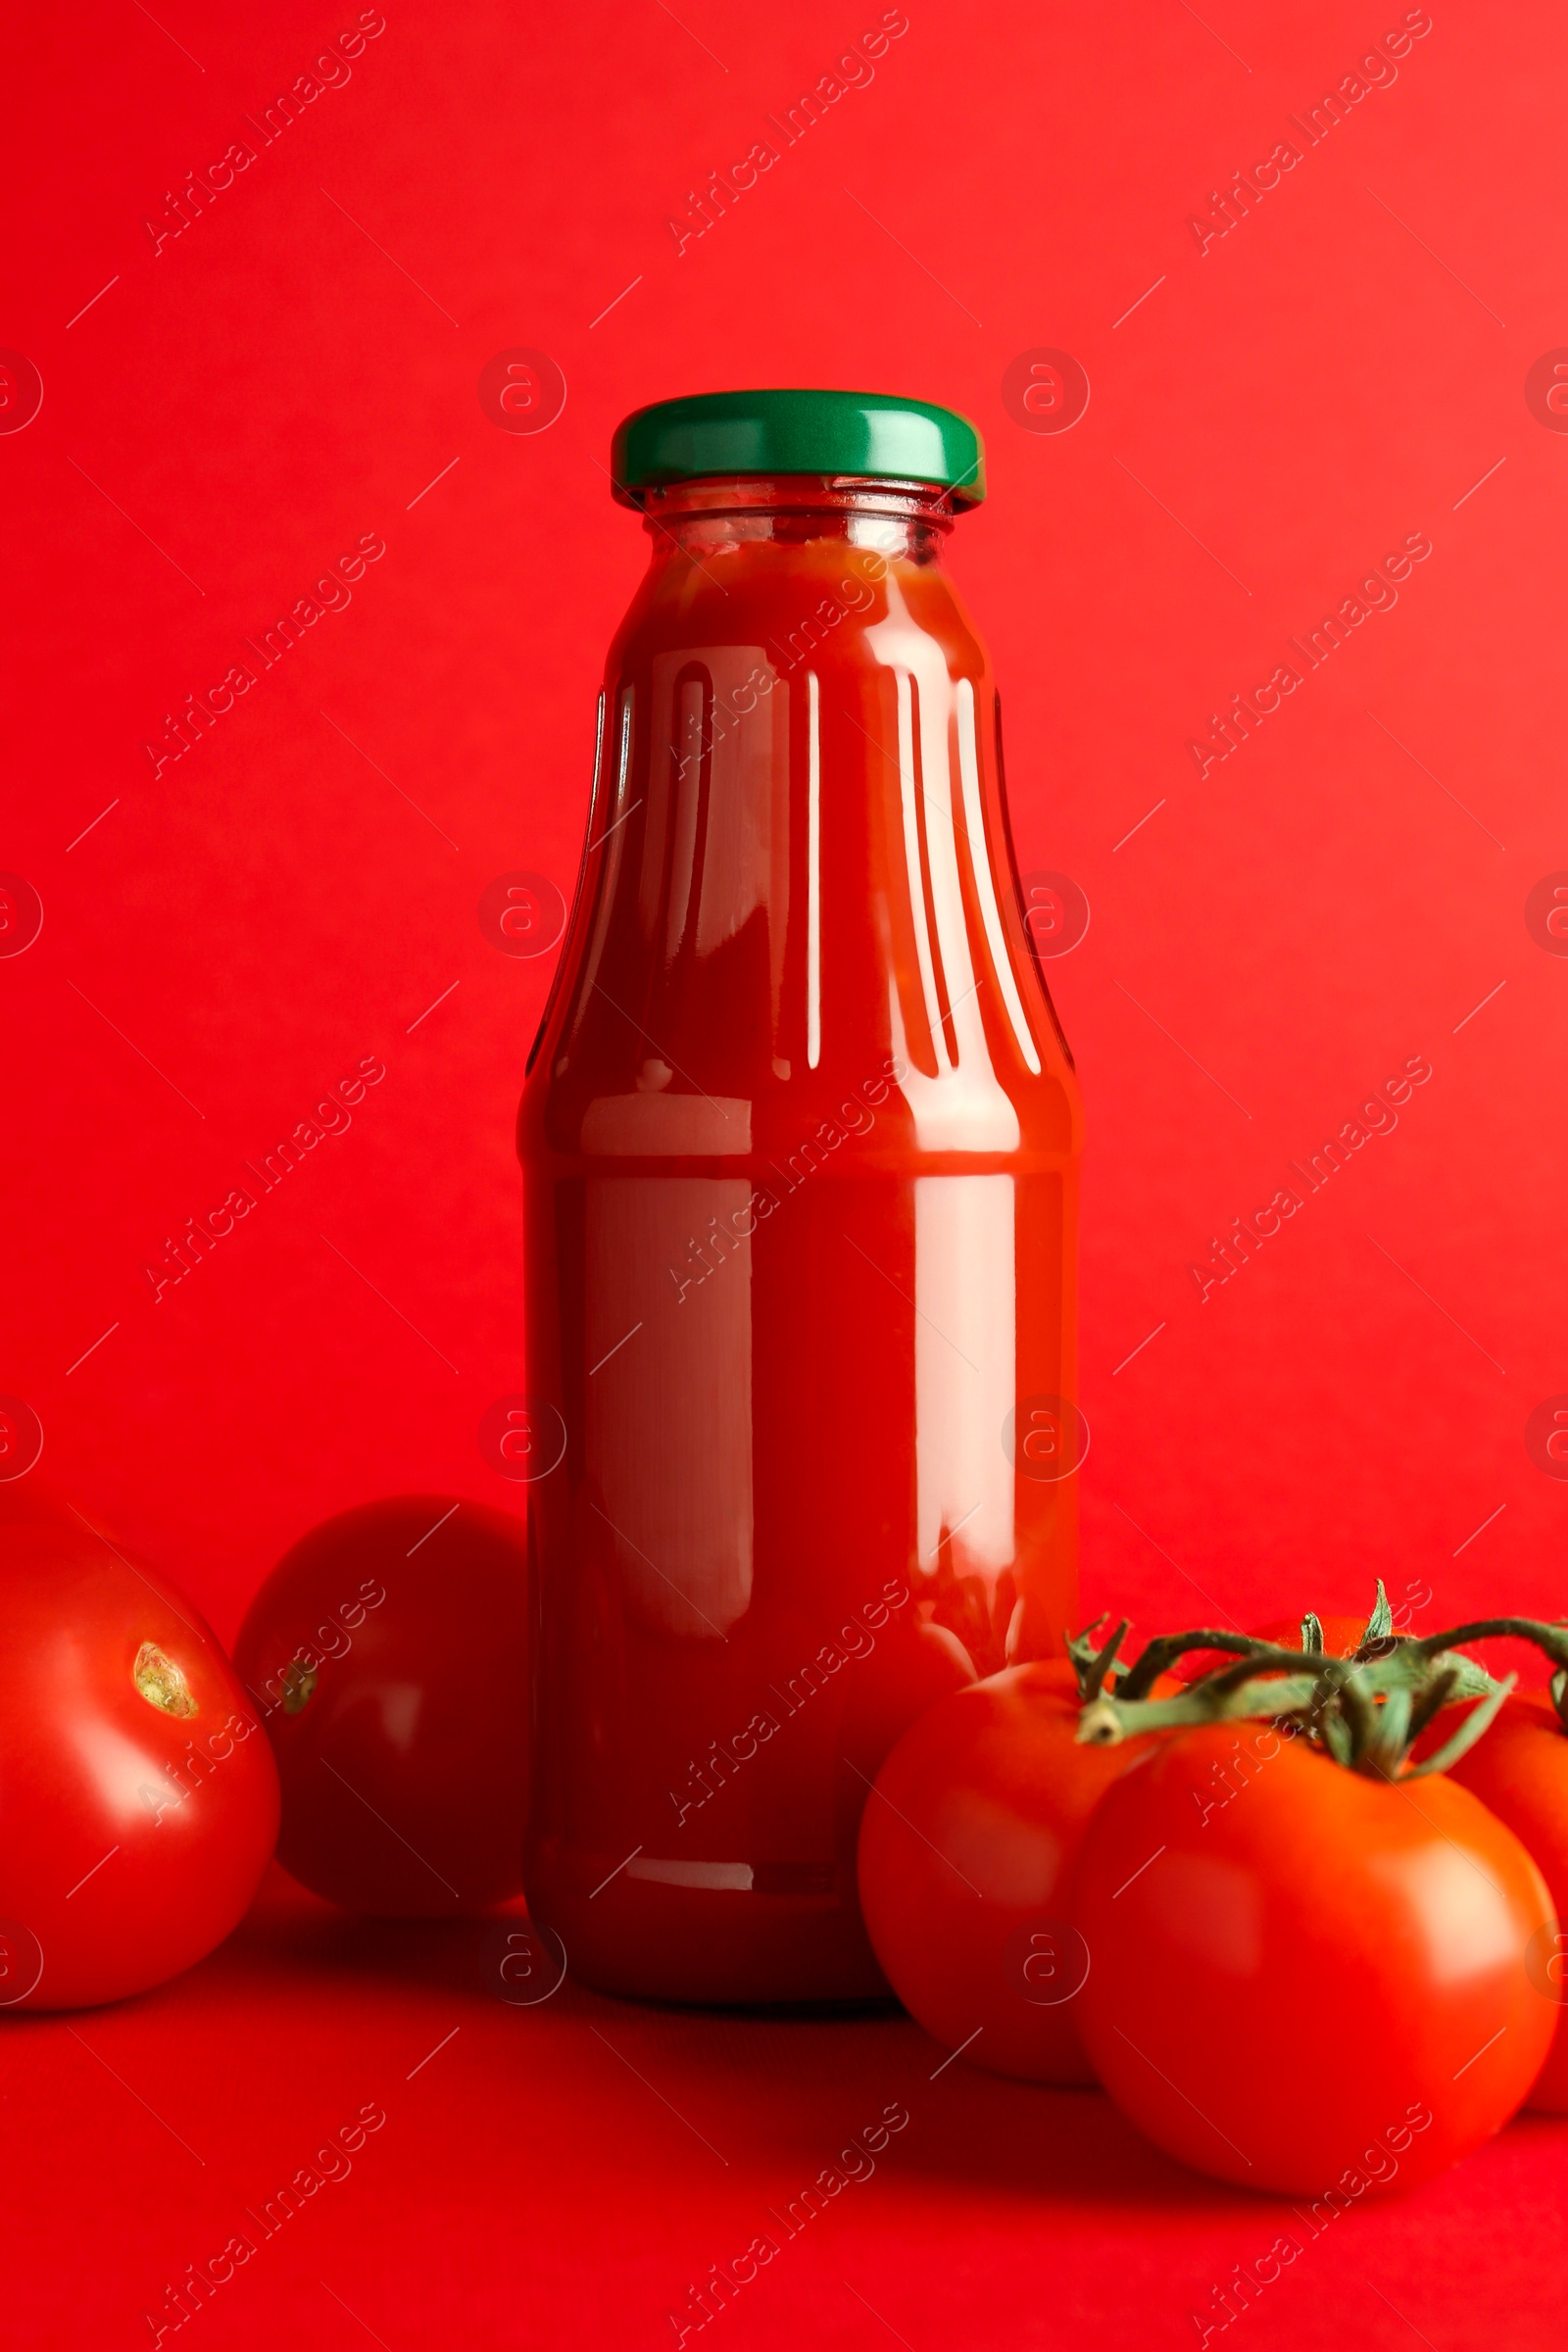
[1110,1628,1274,1703]
[1107,1583,1406,1706]
[1077,1638,1517,1782]
[1400,1617,1568,1733]
[1080,1642,1359,1743]
[1062,1615,1275,1701]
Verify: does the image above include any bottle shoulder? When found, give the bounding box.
[524,533,1077,1155]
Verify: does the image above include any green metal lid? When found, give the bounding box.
[611,389,985,508]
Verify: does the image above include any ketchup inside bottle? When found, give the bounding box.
[520,464,1081,2003]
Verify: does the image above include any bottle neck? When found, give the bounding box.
[638,474,957,567]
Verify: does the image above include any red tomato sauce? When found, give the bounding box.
[520,472,1081,2001]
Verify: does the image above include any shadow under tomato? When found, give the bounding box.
[886,2063,1275,2212]
[203,1871,1534,2225]
[221,1861,524,2000]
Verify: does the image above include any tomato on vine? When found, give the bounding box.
[1070,1632,1556,2193]
[857,1621,1235,2082]
[1399,1616,1568,2114]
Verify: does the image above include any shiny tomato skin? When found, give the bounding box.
[0,1522,279,2011]
[1443,1694,1568,2111]
[1071,1725,1553,2192]
[233,1495,527,1916]
[857,1660,1162,2083]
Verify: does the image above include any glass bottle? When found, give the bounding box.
[520,392,1082,2002]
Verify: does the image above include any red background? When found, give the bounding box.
[4,0,1567,2343]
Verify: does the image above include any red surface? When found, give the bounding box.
[6,0,1568,2339]
[6,1867,1566,2350]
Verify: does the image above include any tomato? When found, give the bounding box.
[233,1495,527,1915]
[857,1659,1166,2082]
[1071,1723,1553,2192]
[0,1515,278,2010]
[1440,1692,1568,2111]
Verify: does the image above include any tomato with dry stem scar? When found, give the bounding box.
[1069,1638,1555,2193]
[0,1511,279,2009]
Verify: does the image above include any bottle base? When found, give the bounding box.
[526,1843,891,2007]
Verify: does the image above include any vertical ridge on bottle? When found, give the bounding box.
[564,686,636,1056]
[956,678,1042,1075]
[807,668,821,1070]
[664,666,711,962]
[528,693,608,1077]
[896,667,953,1074]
